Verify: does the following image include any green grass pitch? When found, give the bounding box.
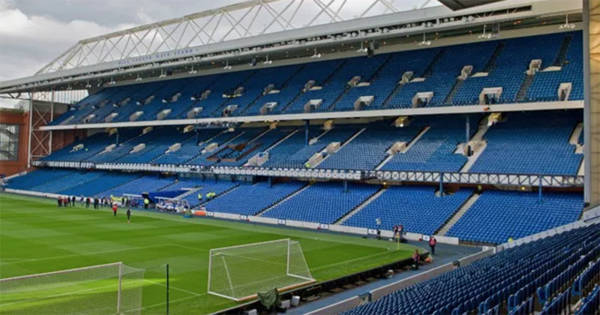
[0,193,418,314]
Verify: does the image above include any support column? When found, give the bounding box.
[439,173,444,196]
[343,180,348,193]
[115,130,119,146]
[268,176,272,187]
[465,115,470,144]
[538,176,543,203]
[304,120,310,145]
[584,0,600,206]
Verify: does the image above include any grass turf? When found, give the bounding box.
[0,193,418,314]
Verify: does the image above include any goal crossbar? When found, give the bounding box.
[207,239,315,302]
[0,262,124,282]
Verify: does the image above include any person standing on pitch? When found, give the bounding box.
[127,208,131,223]
[429,236,437,255]
[112,203,118,216]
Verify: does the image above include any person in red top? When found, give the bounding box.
[112,203,118,216]
[429,236,437,255]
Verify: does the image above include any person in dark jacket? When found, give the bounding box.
[412,249,421,270]
[127,208,131,223]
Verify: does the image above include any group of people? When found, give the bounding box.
[197,191,217,202]
[57,196,77,207]
[57,194,132,223]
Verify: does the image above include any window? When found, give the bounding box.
[0,124,20,161]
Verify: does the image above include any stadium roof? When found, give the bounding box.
[0,0,581,96]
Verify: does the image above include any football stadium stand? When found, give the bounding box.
[2,1,597,314]
[344,222,600,315]
[49,32,582,127]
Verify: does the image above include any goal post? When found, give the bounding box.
[0,262,145,315]
[207,239,315,301]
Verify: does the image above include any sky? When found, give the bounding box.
[0,0,437,108]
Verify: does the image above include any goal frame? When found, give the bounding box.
[0,261,138,313]
[207,239,315,302]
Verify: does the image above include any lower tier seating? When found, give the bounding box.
[343,186,472,235]
[5,169,584,245]
[447,190,583,244]
[345,222,600,315]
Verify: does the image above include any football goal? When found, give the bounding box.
[207,239,315,301]
[0,262,145,315]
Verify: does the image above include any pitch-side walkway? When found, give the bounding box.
[284,242,482,315]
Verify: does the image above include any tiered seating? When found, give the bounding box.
[224,65,302,116]
[180,180,240,207]
[345,223,600,315]
[99,175,174,197]
[381,117,472,172]
[452,33,568,105]
[391,42,496,107]
[317,122,421,170]
[447,190,582,244]
[470,111,582,175]
[262,183,378,223]
[51,32,584,126]
[153,129,229,165]
[43,128,140,162]
[60,172,139,196]
[526,34,583,102]
[343,186,472,235]
[26,171,104,193]
[203,182,305,215]
[5,169,73,190]
[263,126,357,168]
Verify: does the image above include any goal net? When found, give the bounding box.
[208,239,315,301]
[0,262,145,315]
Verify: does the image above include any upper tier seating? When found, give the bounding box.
[343,186,473,235]
[447,190,583,244]
[52,32,583,126]
[345,222,600,315]
[262,182,378,223]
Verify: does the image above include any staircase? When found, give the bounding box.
[381,83,404,108]
[444,79,464,105]
[257,184,311,216]
[240,64,306,115]
[553,35,572,67]
[334,188,387,224]
[516,74,535,102]
[482,42,505,73]
[458,116,492,173]
[175,187,202,200]
[422,49,445,77]
[281,60,348,113]
[310,128,366,168]
[375,126,430,170]
[196,184,240,208]
[436,193,480,236]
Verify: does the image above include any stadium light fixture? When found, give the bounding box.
[418,33,431,46]
[189,66,198,74]
[311,49,322,58]
[263,56,272,65]
[223,61,232,70]
[559,15,575,30]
